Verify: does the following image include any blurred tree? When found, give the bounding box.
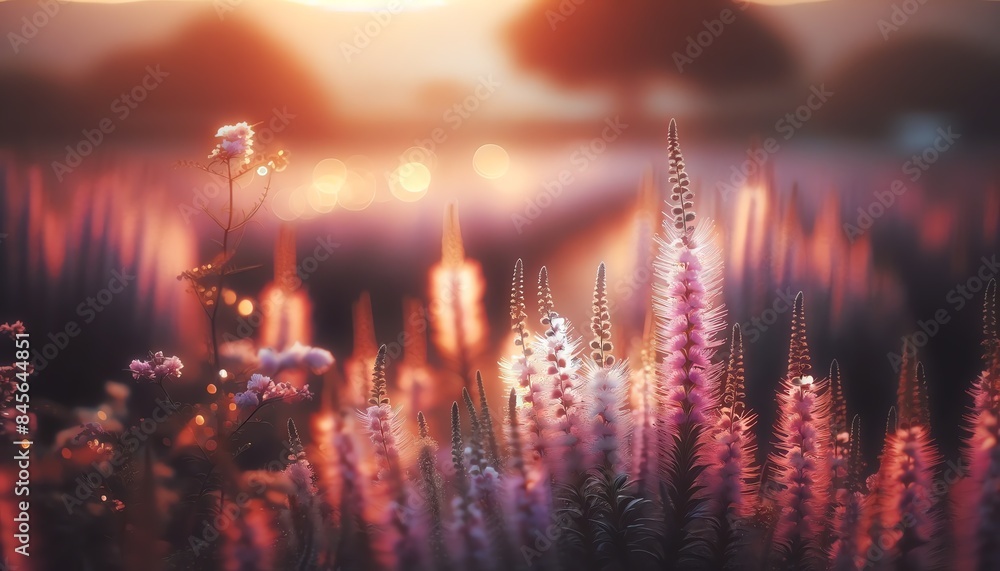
[820,37,1000,142]
[505,0,796,117]
[0,11,339,144]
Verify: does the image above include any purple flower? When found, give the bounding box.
[303,347,335,374]
[129,359,154,381]
[233,373,311,412]
[208,122,255,163]
[257,349,280,376]
[246,373,272,394]
[129,351,183,383]
[263,382,312,402]
[234,391,260,410]
[154,355,184,381]
[257,343,335,376]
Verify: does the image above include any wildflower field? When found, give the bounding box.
[2,1,1000,570]
[1,116,997,571]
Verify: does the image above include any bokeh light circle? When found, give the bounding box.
[269,186,296,221]
[307,183,338,213]
[338,171,377,211]
[400,146,438,171]
[473,144,510,179]
[292,185,318,219]
[313,158,347,195]
[389,162,431,202]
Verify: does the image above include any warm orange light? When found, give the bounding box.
[313,158,347,195]
[337,170,377,212]
[400,162,431,193]
[473,144,509,179]
[307,183,338,214]
[260,285,312,355]
[207,383,217,395]
[222,289,237,305]
[195,415,205,426]
[237,299,254,316]
[430,261,487,362]
[389,162,431,202]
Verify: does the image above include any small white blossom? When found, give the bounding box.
[208,121,255,163]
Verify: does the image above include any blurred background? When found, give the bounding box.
[1,0,999,459]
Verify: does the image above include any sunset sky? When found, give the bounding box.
[3,0,998,124]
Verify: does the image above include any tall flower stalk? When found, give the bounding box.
[416,411,451,571]
[653,119,727,566]
[829,415,866,571]
[180,123,277,368]
[586,263,631,473]
[450,401,490,570]
[955,279,1000,570]
[430,204,487,392]
[358,345,417,569]
[333,412,376,570]
[705,324,759,568]
[500,259,545,460]
[535,266,586,481]
[768,292,830,570]
[631,312,658,494]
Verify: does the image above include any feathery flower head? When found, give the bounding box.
[653,121,728,564]
[359,345,408,489]
[787,292,812,381]
[768,293,831,565]
[506,358,537,387]
[511,259,529,336]
[667,118,695,239]
[502,258,536,383]
[283,419,318,498]
[538,266,555,325]
[985,278,998,357]
[706,321,758,523]
[369,345,389,407]
[590,262,615,367]
[586,359,631,471]
[879,423,942,568]
[533,288,585,478]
